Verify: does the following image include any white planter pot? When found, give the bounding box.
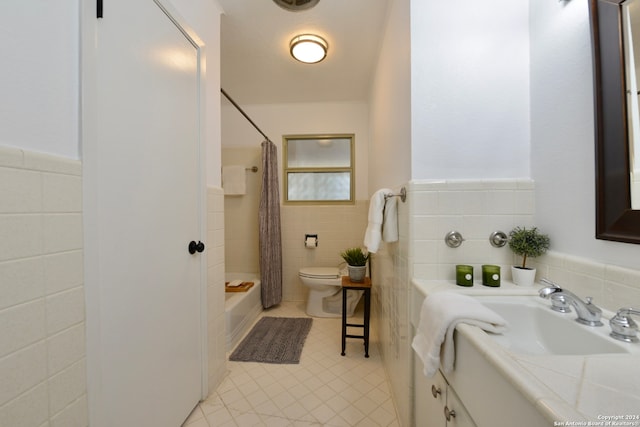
[347,265,367,283]
[511,266,536,286]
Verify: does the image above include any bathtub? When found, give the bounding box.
[225,273,262,351]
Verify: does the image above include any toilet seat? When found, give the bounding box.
[299,267,340,279]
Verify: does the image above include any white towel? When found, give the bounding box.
[223,165,246,195]
[363,188,389,253]
[411,292,508,377]
[382,193,398,243]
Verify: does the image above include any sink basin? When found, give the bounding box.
[475,296,635,356]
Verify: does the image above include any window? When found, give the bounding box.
[283,134,355,204]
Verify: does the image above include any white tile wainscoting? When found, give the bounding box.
[407,179,640,313]
[409,179,536,281]
[0,146,87,427]
[207,187,228,393]
[374,179,640,425]
[530,251,640,314]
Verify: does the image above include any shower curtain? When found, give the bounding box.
[259,139,283,308]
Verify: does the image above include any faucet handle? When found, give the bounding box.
[610,308,640,343]
[585,296,599,308]
[540,278,560,288]
[550,294,572,313]
[584,297,602,314]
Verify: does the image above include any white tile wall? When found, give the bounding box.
[221,148,262,275]
[0,146,87,427]
[372,179,536,426]
[409,179,535,281]
[207,187,227,393]
[280,202,369,301]
[370,186,411,427]
[531,251,640,313]
[400,179,640,424]
[222,145,370,302]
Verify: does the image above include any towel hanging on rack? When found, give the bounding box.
[383,193,399,243]
[364,188,399,253]
[222,165,247,195]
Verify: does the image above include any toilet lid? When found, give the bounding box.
[299,267,340,279]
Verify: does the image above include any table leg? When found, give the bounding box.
[341,288,347,356]
[364,288,370,358]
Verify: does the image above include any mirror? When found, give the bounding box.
[622,0,640,207]
[590,0,640,243]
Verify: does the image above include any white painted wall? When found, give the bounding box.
[367,1,411,425]
[221,101,370,200]
[368,0,411,192]
[0,0,80,159]
[410,0,530,179]
[0,0,222,170]
[171,0,224,188]
[530,0,640,269]
[0,0,223,187]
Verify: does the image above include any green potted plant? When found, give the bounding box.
[508,226,550,286]
[340,247,369,282]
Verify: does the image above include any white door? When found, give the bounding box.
[84,1,204,425]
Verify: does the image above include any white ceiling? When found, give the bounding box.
[217,0,390,105]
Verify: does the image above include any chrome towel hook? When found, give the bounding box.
[384,186,407,203]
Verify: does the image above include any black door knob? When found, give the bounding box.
[188,241,205,254]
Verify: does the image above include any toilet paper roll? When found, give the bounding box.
[304,237,317,248]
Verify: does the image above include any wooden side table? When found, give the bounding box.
[341,276,371,358]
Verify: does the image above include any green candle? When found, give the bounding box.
[456,265,474,287]
[482,265,501,287]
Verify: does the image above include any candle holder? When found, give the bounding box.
[482,265,501,287]
[455,265,474,287]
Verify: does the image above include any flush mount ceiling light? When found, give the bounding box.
[273,0,320,12]
[290,34,328,64]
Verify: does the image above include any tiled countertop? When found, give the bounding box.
[411,279,640,424]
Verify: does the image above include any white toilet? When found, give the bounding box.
[299,267,363,318]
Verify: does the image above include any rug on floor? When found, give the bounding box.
[229,316,313,364]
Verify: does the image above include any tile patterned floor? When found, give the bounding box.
[183,301,400,427]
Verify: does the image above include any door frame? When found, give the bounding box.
[80,1,209,425]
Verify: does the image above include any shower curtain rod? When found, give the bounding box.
[221,88,272,143]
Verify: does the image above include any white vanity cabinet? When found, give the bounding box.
[412,327,551,427]
[414,354,476,427]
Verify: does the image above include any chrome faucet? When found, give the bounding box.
[539,278,603,326]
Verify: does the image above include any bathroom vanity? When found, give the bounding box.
[411,279,640,426]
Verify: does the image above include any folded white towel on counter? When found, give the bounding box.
[411,292,508,377]
[364,188,398,253]
[222,165,246,195]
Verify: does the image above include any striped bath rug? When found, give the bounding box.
[229,316,313,364]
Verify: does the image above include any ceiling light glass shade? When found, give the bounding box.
[290,34,328,64]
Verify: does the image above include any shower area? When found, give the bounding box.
[222,146,262,275]
[221,145,263,349]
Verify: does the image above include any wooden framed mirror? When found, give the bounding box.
[590,0,640,243]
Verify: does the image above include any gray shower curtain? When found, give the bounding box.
[259,139,283,308]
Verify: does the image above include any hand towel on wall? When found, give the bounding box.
[223,165,246,195]
[382,193,399,243]
[411,292,507,377]
[364,188,399,253]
